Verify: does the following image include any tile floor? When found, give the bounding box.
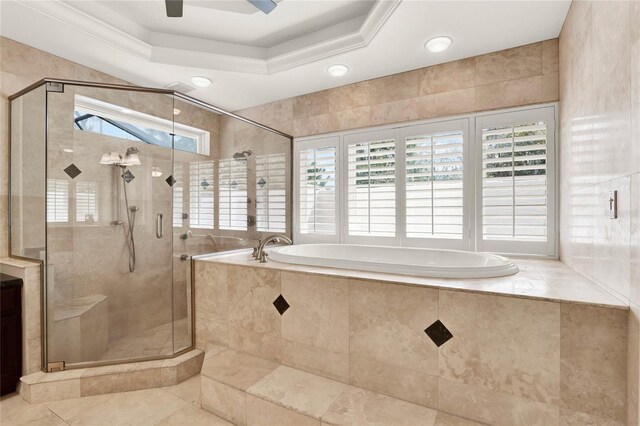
[0,375,231,426]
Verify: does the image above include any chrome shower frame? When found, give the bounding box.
[8,78,293,372]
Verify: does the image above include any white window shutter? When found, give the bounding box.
[298,146,337,235]
[189,161,215,229]
[75,181,99,223]
[46,179,69,223]
[346,135,396,238]
[256,153,287,232]
[405,130,464,240]
[477,106,556,256]
[219,158,247,230]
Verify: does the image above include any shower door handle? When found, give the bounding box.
[156,213,164,238]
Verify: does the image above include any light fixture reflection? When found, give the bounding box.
[152,167,163,178]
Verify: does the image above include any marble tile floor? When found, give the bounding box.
[2,373,483,425]
[98,318,192,362]
[0,375,232,426]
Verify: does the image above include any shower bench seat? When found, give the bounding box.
[200,344,477,426]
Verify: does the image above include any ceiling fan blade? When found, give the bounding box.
[165,0,183,17]
[247,0,277,14]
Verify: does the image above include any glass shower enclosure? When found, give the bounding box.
[9,79,292,370]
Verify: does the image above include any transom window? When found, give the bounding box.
[294,105,556,256]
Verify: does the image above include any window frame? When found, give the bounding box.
[294,103,558,257]
[474,106,557,256]
[293,136,341,244]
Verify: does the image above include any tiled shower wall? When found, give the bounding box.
[558,0,640,423]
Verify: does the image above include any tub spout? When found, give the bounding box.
[255,235,292,262]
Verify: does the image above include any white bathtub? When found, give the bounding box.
[268,244,519,279]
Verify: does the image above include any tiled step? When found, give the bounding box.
[200,346,481,426]
[19,349,204,404]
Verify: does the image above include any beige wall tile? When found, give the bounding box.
[559,408,625,426]
[329,106,371,131]
[228,265,281,336]
[196,316,228,350]
[350,279,438,375]
[439,290,560,405]
[246,395,320,426]
[368,70,421,105]
[293,113,332,137]
[628,303,640,426]
[369,98,420,126]
[201,376,247,426]
[433,412,485,426]
[417,88,476,120]
[200,349,278,391]
[438,377,559,425]
[321,386,438,426]
[247,366,347,419]
[228,325,282,362]
[542,39,560,74]
[349,353,438,409]
[560,303,627,422]
[79,368,175,397]
[281,339,349,383]
[476,75,543,111]
[195,262,228,323]
[542,72,559,102]
[476,42,543,86]
[281,272,349,354]
[419,58,476,96]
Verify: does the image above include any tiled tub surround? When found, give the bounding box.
[195,252,628,425]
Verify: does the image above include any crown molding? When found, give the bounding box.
[3,0,401,75]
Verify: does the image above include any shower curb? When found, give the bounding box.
[18,349,204,404]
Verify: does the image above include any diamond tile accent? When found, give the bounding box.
[165,175,177,187]
[230,180,238,189]
[201,179,210,189]
[63,163,82,179]
[121,170,135,183]
[273,294,290,315]
[258,177,267,189]
[424,320,453,347]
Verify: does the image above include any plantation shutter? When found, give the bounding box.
[189,161,214,229]
[405,129,464,240]
[298,145,337,235]
[256,153,287,232]
[75,181,99,223]
[219,158,247,230]
[46,179,69,223]
[477,107,555,255]
[173,163,184,227]
[346,134,396,238]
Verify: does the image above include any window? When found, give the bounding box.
[403,122,467,243]
[173,163,184,227]
[189,161,215,229]
[295,105,556,256]
[476,107,555,255]
[345,132,396,239]
[47,179,69,223]
[75,181,99,223]
[256,153,286,232]
[296,138,338,242]
[74,95,210,155]
[219,158,247,230]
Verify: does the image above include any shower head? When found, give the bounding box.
[233,150,252,160]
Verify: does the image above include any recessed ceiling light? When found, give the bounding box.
[190,76,212,88]
[425,36,453,53]
[63,148,74,153]
[173,108,181,115]
[327,64,349,77]
[121,108,132,114]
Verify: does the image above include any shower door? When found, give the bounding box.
[44,84,180,367]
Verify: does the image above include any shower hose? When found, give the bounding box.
[121,171,137,272]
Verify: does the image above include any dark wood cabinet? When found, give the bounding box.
[1,273,22,396]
